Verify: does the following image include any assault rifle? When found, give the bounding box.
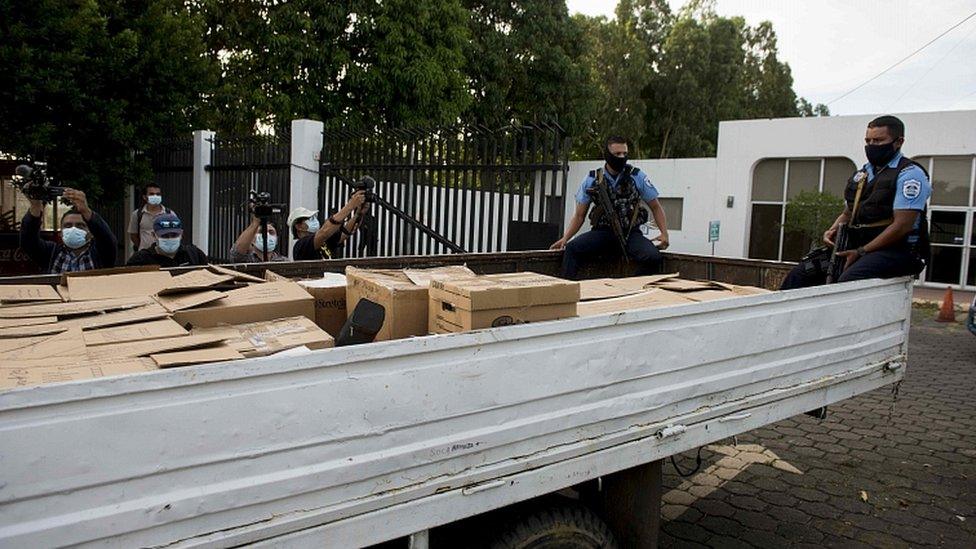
[587,170,630,258]
[826,223,850,284]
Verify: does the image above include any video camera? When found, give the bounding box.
[13,162,65,202]
[248,190,286,218]
[349,176,376,203]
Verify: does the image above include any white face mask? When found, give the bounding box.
[61,227,89,249]
[254,234,277,253]
[304,218,320,233]
[147,195,162,206]
[157,236,182,255]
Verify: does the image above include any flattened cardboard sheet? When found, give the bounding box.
[84,318,188,346]
[0,316,58,329]
[0,296,154,319]
[208,264,266,283]
[402,266,476,287]
[0,327,85,365]
[158,270,236,294]
[576,289,696,317]
[58,303,170,331]
[192,316,333,357]
[66,270,173,301]
[0,285,62,303]
[0,357,158,390]
[86,334,229,360]
[154,290,226,312]
[151,345,244,368]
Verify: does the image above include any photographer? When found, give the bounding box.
[19,189,118,273]
[289,191,367,260]
[126,212,208,267]
[230,214,287,263]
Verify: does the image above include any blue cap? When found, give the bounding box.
[153,212,183,236]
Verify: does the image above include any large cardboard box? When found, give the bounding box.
[297,274,348,337]
[172,281,315,329]
[346,266,474,341]
[429,272,579,334]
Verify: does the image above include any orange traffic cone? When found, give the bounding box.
[935,287,956,323]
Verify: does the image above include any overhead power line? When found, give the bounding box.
[826,9,976,107]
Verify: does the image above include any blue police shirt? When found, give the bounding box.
[575,167,659,205]
[862,151,931,240]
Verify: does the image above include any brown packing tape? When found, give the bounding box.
[151,345,244,368]
[0,285,62,303]
[0,296,155,319]
[154,290,226,312]
[66,270,173,301]
[0,357,158,391]
[86,334,230,360]
[83,318,188,346]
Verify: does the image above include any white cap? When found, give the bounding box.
[287,207,319,228]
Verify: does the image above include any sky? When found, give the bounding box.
[566,0,976,116]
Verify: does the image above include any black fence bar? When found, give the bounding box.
[207,133,290,263]
[319,123,568,259]
[146,137,195,246]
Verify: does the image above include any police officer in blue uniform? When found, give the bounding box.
[780,115,931,289]
[551,136,669,279]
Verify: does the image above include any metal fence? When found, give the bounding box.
[319,123,569,258]
[147,137,195,245]
[207,133,291,262]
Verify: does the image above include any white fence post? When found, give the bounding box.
[289,119,324,259]
[192,129,214,255]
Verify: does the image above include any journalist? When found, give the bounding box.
[780,115,930,289]
[289,191,367,260]
[127,212,208,267]
[230,215,287,263]
[19,188,117,273]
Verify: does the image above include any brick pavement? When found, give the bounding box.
[659,311,976,548]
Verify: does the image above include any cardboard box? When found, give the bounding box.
[298,274,347,336]
[579,274,679,301]
[151,345,244,368]
[0,357,158,391]
[193,316,334,357]
[428,272,579,334]
[172,281,315,329]
[346,266,475,341]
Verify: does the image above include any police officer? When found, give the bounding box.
[551,136,668,279]
[780,115,930,289]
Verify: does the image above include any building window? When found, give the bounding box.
[652,197,683,231]
[748,157,856,262]
[915,155,976,288]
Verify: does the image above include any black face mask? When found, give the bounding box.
[604,149,628,172]
[865,141,898,167]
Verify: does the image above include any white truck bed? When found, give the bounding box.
[0,277,912,548]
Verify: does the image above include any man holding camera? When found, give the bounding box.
[780,115,930,289]
[19,188,118,273]
[128,183,173,251]
[126,212,208,268]
[289,191,367,260]
[230,214,287,263]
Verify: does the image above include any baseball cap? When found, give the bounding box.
[287,207,319,228]
[153,212,183,236]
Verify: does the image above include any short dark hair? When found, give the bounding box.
[60,209,84,223]
[867,115,905,139]
[142,183,161,196]
[605,135,628,148]
[291,217,308,239]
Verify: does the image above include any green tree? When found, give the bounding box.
[0,0,214,197]
[783,190,845,246]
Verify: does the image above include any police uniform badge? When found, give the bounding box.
[853,171,867,183]
[902,179,921,199]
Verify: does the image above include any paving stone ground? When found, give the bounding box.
[659,308,976,548]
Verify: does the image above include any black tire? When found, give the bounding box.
[489,503,618,549]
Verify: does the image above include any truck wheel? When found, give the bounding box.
[490,503,618,549]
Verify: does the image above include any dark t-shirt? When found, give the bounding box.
[292,233,343,260]
[126,243,209,268]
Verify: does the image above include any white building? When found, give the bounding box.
[568,110,976,290]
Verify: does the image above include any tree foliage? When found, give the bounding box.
[783,190,846,244]
[0,0,213,197]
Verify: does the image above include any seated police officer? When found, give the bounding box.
[289,191,367,261]
[780,115,930,289]
[19,188,118,273]
[127,212,208,267]
[550,136,669,279]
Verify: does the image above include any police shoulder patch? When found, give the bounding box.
[902,179,921,200]
[853,171,867,183]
